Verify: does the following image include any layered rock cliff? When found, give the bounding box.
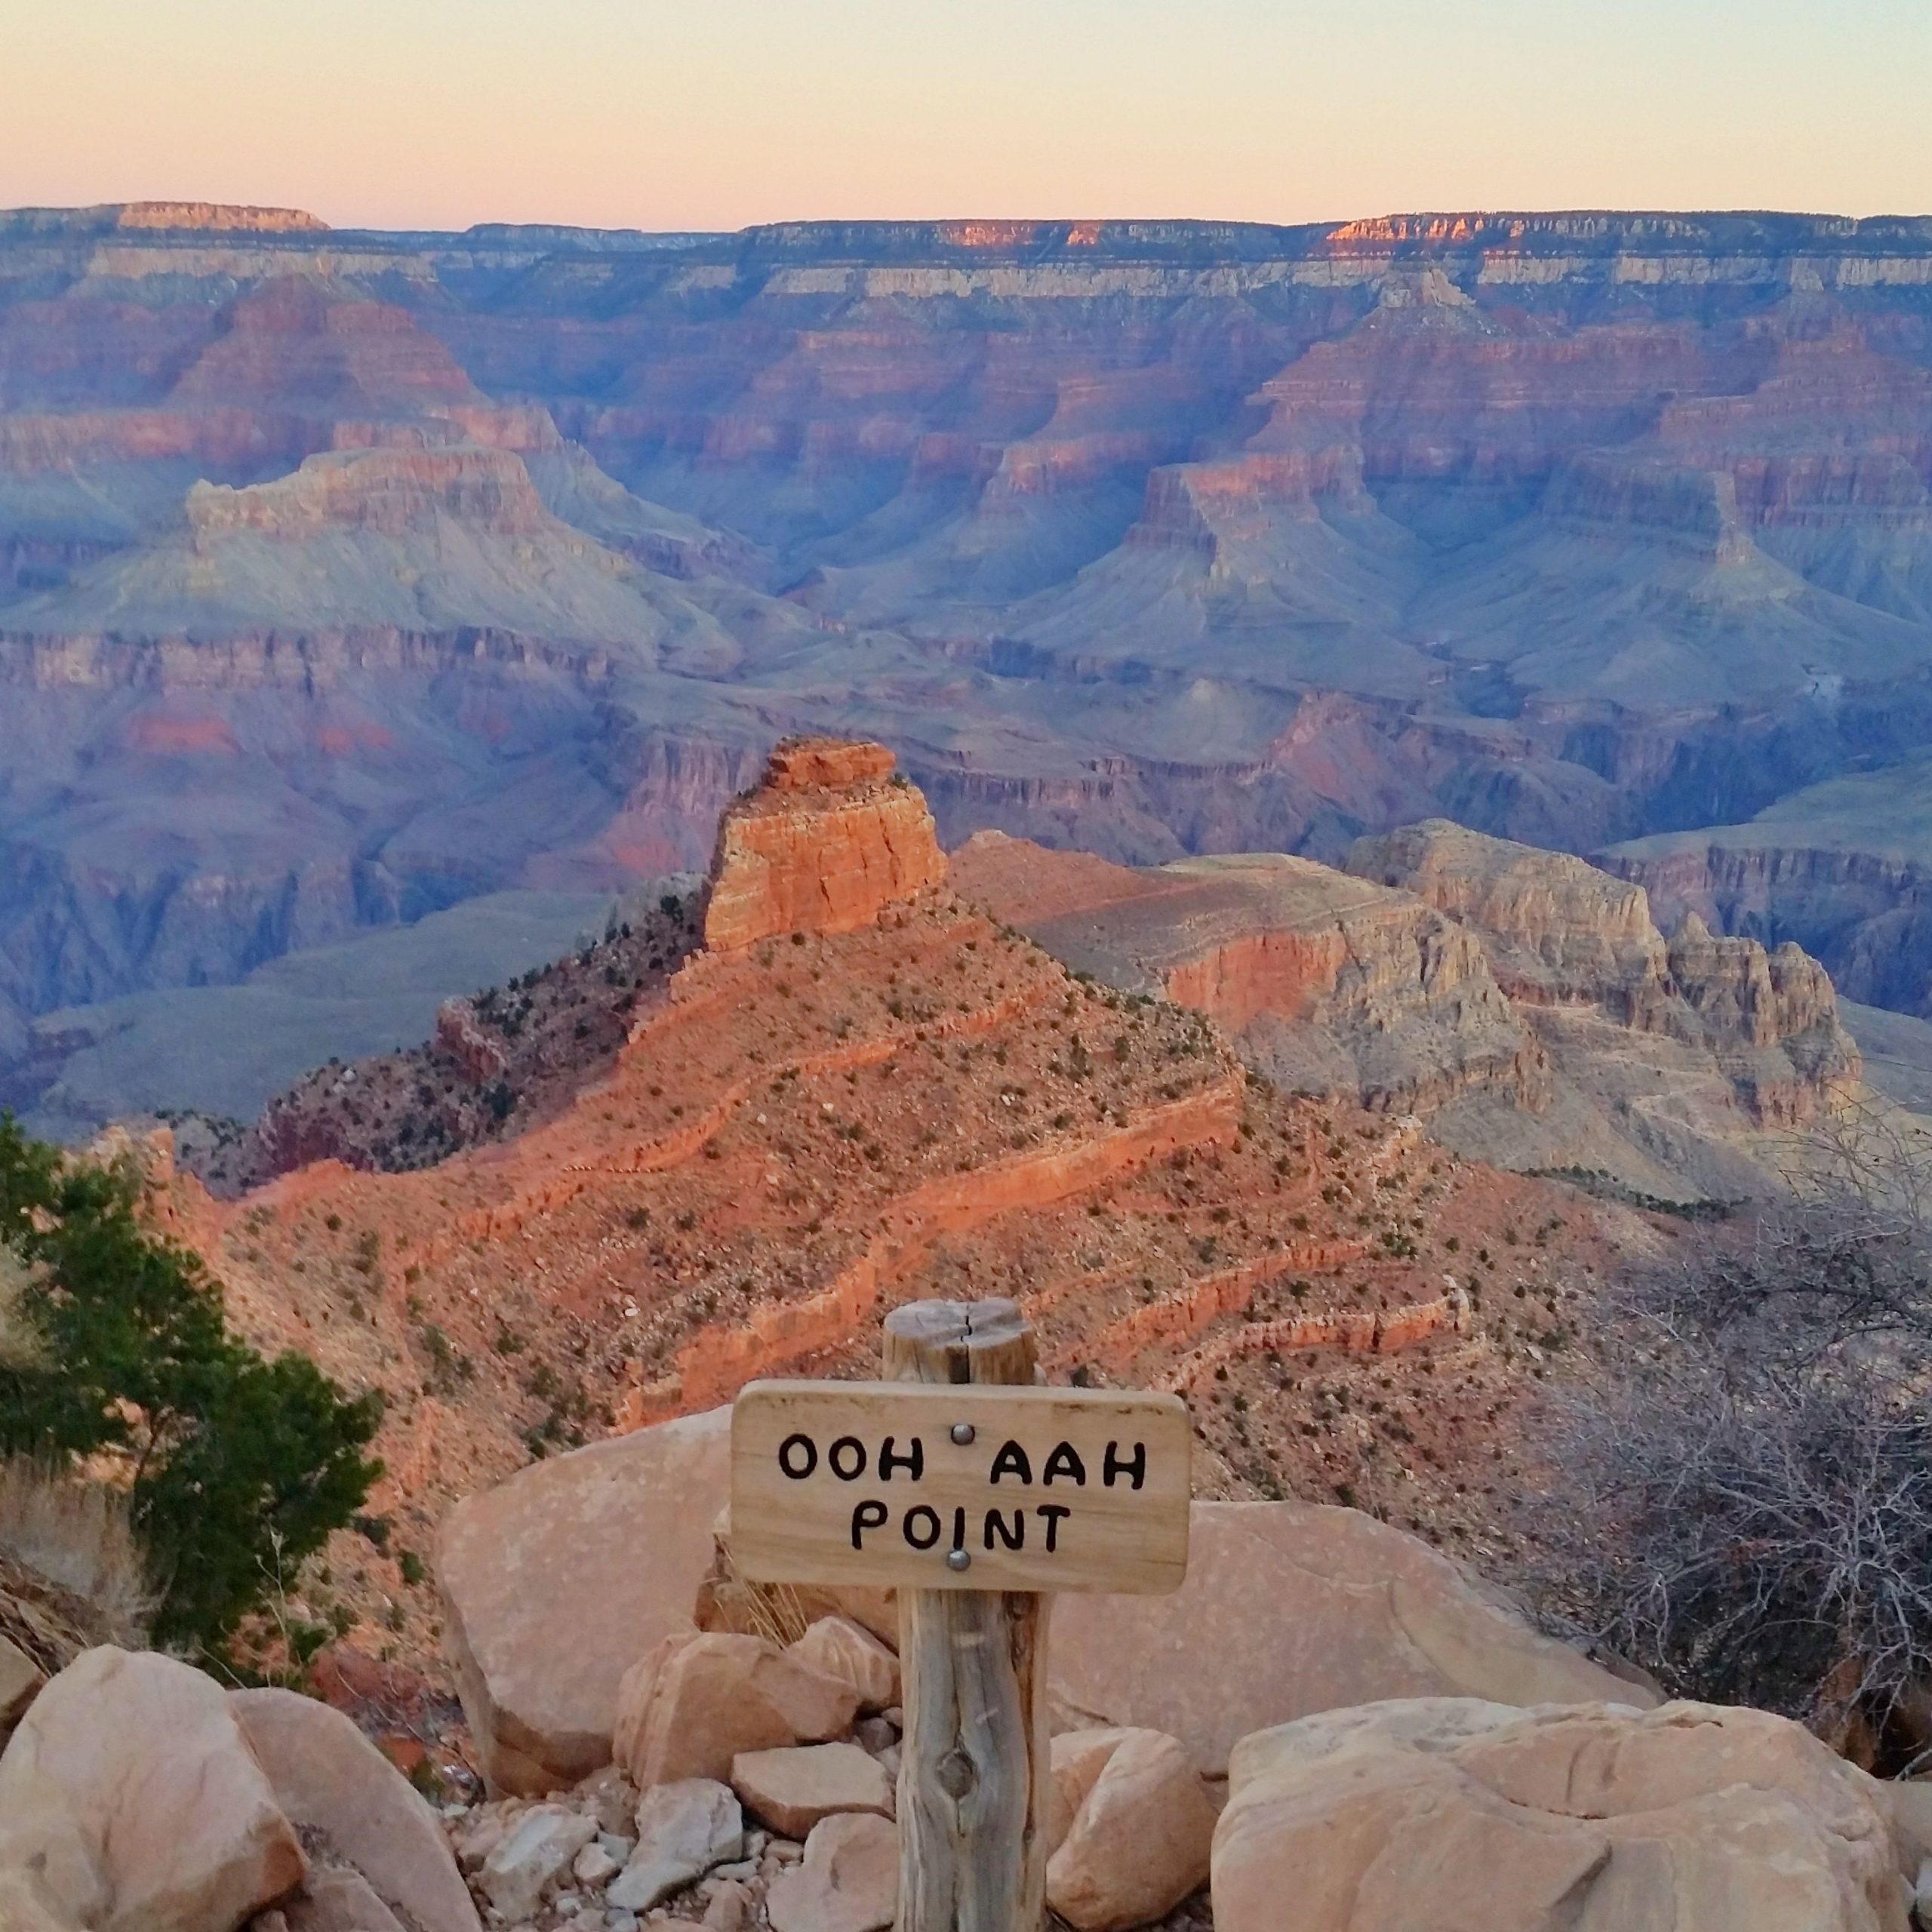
[949,832,1545,1118]
[958,819,1863,1199]
[702,740,948,951]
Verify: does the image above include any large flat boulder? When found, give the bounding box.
[0,1647,305,1932]
[1214,1698,1908,1932]
[1050,1502,1653,1777]
[438,1406,732,1794]
[231,1687,480,1932]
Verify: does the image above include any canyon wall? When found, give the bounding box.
[4,205,1932,1130]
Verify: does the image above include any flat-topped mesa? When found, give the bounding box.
[700,738,948,952]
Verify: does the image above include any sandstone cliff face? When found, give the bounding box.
[1349,819,1670,1018]
[957,820,1863,1198]
[701,740,948,952]
[949,832,1544,1119]
[1347,820,1860,1136]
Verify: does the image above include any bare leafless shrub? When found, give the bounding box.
[1523,1120,1932,1756]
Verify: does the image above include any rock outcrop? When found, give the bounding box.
[1351,819,1861,1131]
[1214,1698,1909,1932]
[702,740,947,952]
[950,832,1545,1118]
[957,820,1863,1198]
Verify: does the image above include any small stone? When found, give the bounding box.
[616,1635,860,1790]
[711,1860,758,1882]
[731,1745,893,1840]
[577,1767,643,1837]
[598,1834,636,1867]
[766,1814,897,1932]
[575,1843,622,1887]
[746,1832,770,1859]
[479,1805,598,1921]
[703,1878,756,1932]
[555,1896,583,1919]
[880,1710,902,1730]
[608,1780,744,1914]
[456,1814,509,1873]
[605,1916,640,1932]
[852,1718,895,1758]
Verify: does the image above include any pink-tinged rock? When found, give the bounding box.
[0,1868,78,1932]
[438,1405,731,1795]
[0,1647,305,1932]
[615,1632,860,1789]
[730,1743,894,1839]
[787,1618,900,1715]
[1051,1501,1654,1776]
[767,1812,899,1932]
[230,1686,481,1932]
[1214,1699,1907,1932]
[1045,1729,1214,1931]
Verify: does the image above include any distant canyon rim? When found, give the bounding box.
[2,201,1932,1134]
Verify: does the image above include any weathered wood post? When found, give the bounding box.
[882,1299,1047,1932]
[728,1301,1189,1932]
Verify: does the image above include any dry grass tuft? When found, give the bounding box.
[0,1458,154,1653]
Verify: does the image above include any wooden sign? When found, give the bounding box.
[731,1378,1190,1594]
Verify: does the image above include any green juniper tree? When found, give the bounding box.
[0,1119,380,1652]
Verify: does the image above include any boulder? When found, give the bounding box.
[1045,1729,1215,1931]
[787,1619,900,1715]
[0,1869,79,1932]
[608,1778,743,1912]
[475,1804,597,1921]
[1051,1502,1654,1775]
[731,1743,894,1838]
[767,1812,899,1932]
[615,1632,860,1789]
[438,1405,731,1794]
[231,1687,481,1932]
[0,1647,304,1932]
[280,1867,405,1932]
[1214,1697,1908,1932]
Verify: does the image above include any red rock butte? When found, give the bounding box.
[702,739,949,952]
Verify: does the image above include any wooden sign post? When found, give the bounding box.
[731,1300,1191,1932]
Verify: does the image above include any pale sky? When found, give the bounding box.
[6,0,1929,233]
